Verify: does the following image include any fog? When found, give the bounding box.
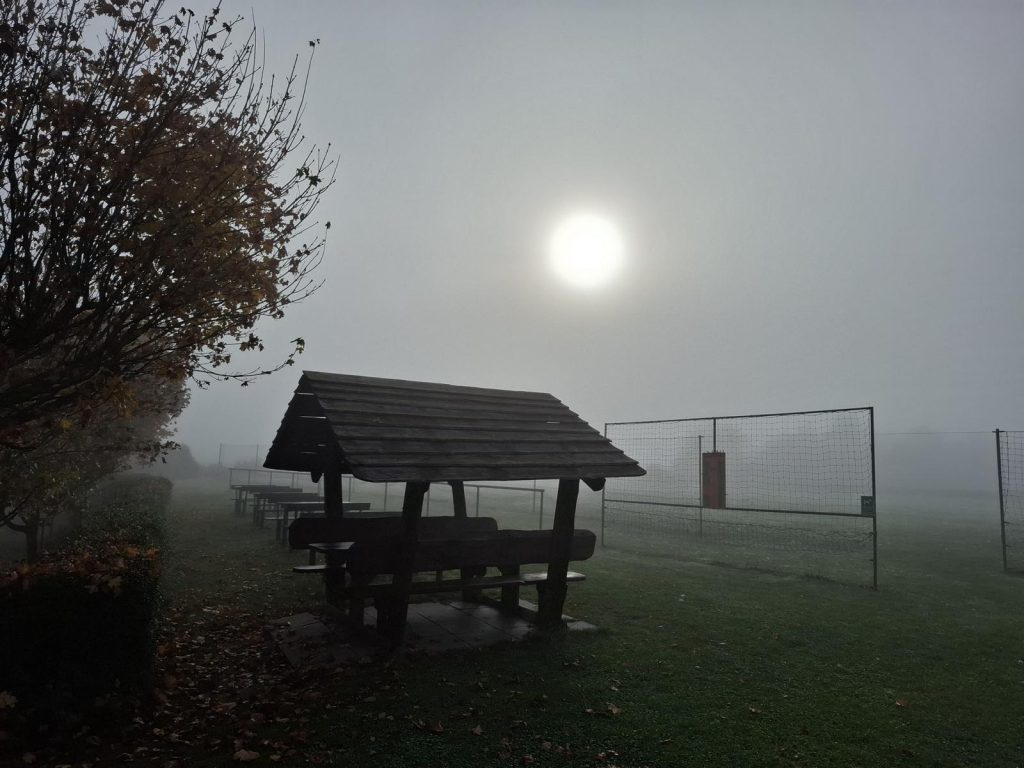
[174,1,1024,498]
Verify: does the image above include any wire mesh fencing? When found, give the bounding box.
[342,478,549,529]
[996,429,1024,572]
[603,408,878,587]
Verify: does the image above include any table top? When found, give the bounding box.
[308,541,354,554]
[279,501,371,510]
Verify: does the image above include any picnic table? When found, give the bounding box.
[261,370,645,644]
[250,490,323,527]
[230,483,298,517]
[287,515,595,633]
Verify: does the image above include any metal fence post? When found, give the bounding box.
[698,434,704,539]
[870,406,878,590]
[601,424,608,547]
[996,429,1008,571]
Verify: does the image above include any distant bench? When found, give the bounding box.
[287,515,594,629]
[250,490,323,528]
[231,483,298,517]
[267,500,373,542]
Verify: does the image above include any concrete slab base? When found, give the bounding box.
[266,599,597,668]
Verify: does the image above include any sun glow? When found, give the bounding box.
[548,213,625,290]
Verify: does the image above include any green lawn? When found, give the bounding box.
[10,481,1023,766]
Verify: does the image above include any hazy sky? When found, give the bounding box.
[176,1,1024,463]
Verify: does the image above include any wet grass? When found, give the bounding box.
[145,481,1024,767]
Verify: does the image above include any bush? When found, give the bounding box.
[0,474,172,703]
[81,473,172,549]
[0,543,161,701]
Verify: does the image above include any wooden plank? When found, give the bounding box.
[287,515,498,550]
[351,463,644,484]
[317,398,577,423]
[322,410,592,432]
[537,478,579,629]
[342,450,636,468]
[345,530,596,573]
[324,472,342,518]
[310,384,570,410]
[285,392,325,417]
[450,481,467,518]
[327,436,617,453]
[302,371,557,403]
[383,481,429,645]
[330,423,600,442]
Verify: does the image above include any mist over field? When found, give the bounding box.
[6,4,1024,765]
[170,0,1024,480]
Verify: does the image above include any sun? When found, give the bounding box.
[548,213,625,290]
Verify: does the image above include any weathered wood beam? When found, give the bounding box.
[537,478,580,629]
[450,480,468,518]
[324,472,343,519]
[449,479,472,598]
[379,481,429,645]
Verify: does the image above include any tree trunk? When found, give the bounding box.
[24,517,40,563]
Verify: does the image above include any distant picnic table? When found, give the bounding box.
[230,483,298,517]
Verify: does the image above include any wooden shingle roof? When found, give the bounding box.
[263,371,645,486]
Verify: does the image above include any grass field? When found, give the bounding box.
[122,479,1020,768]
[5,478,1023,766]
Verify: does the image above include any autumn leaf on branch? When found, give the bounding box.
[0,0,337,447]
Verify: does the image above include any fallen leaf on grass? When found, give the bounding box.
[430,721,445,733]
[233,749,260,761]
[607,703,622,716]
[895,698,908,708]
[471,725,483,736]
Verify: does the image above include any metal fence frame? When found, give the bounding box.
[602,407,878,588]
[995,428,1024,572]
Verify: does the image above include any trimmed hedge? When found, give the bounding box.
[81,473,173,549]
[0,474,172,702]
[0,544,161,699]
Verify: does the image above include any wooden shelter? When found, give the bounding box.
[264,371,645,637]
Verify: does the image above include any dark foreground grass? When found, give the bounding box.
[18,483,1021,767]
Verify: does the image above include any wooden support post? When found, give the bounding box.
[449,480,475,598]
[324,472,343,519]
[500,564,521,610]
[380,481,428,646]
[537,478,580,629]
[322,471,346,606]
[450,481,468,518]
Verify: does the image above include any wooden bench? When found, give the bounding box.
[267,501,373,542]
[251,490,323,527]
[287,514,500,553]
[231,483,297,517]
[293,522,597,630]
